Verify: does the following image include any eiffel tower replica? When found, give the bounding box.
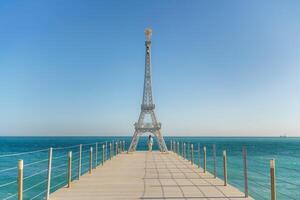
[128,28,168,152]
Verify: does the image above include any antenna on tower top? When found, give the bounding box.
[145,28,152,41]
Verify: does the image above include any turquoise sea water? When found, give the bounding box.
[0,136,299,200]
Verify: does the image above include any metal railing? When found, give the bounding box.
[0,140,126,200]
[169,139,299,200]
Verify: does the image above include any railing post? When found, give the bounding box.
[105,141,108,161]
[170,140,172,151]
[121,141,123,152]
[181,142,184,157]
[102,144,105,165]
[18,160,23,200]
[243,147,248,197]
[223,150,227,186]
[78,144,82,179]
[109,143,112,160]
[187,143,190,161]
[213,144,217,178]
[203,146,206,173]
[119,141,121,152]
[46,147,52,200]
[270,159,276,200]
[172,141,175,153]
[177,142,180,156]
[115,142,118,155]
[113,141,115,156]
[111,141,113,157]
[191,144,194,165]
[174,141,176,154]
[89,146,93,174]
[111,141,114,157]
[197,144,200,168]
[183,143,186,159]
[68,151,72,188]
[95,142,98,167]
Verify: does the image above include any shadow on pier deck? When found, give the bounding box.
[50,151,253,200]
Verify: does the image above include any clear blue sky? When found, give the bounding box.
[0,0,299,136]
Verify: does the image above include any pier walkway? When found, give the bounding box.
[50,151,253,200]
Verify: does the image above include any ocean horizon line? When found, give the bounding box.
[0,135,299,138]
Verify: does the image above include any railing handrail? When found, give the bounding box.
[169,139,300,200]
[0,139,126,200]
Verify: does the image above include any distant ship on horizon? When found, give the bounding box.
[280,134,288,138]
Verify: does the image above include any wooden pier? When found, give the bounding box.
[50,151,253,200]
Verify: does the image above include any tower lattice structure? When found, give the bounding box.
[128,28,168,152]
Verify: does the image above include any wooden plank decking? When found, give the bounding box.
[50,151,253,200]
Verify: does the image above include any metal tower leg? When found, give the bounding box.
[154,130,168,152]
[128,131,140,152]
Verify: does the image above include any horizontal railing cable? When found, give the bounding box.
[24,158,49,167]
[248,169,268,177]
[0,166,17,173]
[277,153,300,159]
[71,173,78,180]
[71,158,79,164]
[23,168,48,181]
[277,190,298,200]
[81,142,96,147]
[30,189,47,200]
[247,159,268,167]
[71,151,80,156]
[248,177,270,190]
[0,148,49,158]
[81,160,90,167]
[227,161,242,168]
[24,179,47,193]
[81,148,92,154]
[277,165,300,173]
[249,189,268,200]
[2,193,17,200]
[277,177,300,187]
[50,179,67,190]
[53,144,79,150]
[72,164,79,171]
[51,162,68,170]
[51,171,67,180]
[52,154,68,160]
[0,180,17,188]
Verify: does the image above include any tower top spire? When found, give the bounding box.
[145,28,152,41]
